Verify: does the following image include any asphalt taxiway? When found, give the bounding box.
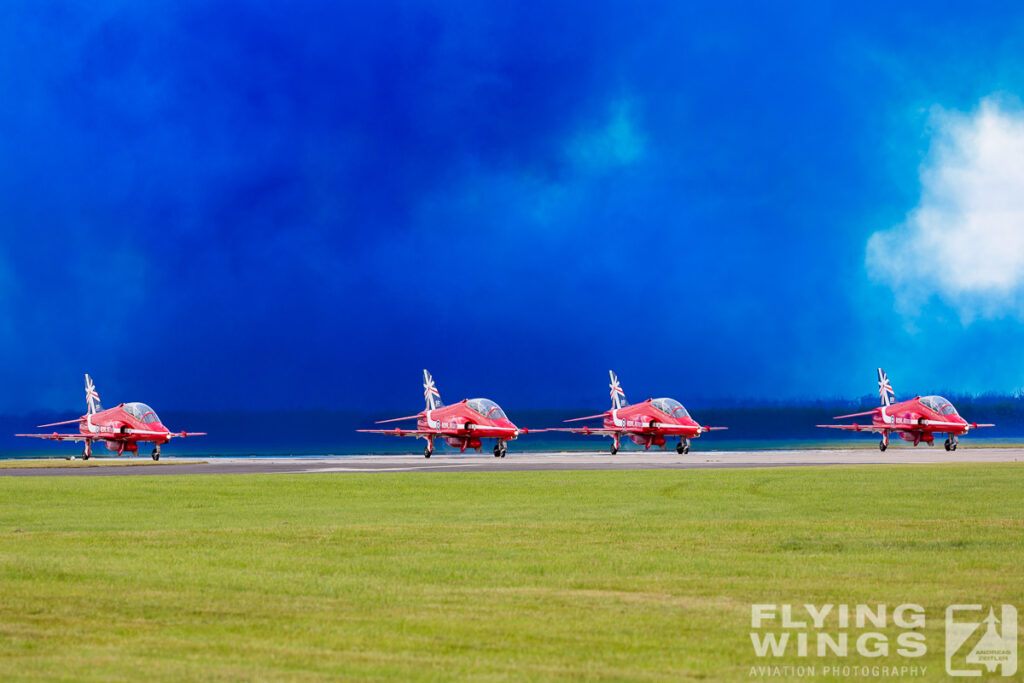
[1,448,1023,476]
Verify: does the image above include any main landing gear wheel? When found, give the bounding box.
[423,446,432,459]
[879,439,887,452]
[152,446,161,461]
[610,444,618,455]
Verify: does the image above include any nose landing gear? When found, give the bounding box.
[493,440,507,458]
[676,438,691,455]
[152,446,161,461]
[944,436,959,452]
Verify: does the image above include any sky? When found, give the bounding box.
[3,2,1024,414]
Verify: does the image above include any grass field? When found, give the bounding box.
[0,460,202,470]
[1,465,1022,680]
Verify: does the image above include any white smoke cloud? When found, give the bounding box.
[867,96,1024,320]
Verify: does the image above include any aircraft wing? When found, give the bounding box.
[17,430,205,441]
[359,425,523,436]
[832,410,878,419]
[124,429,207,438]
[563,413,610,423]
[357,428,439,438]
[542,427,623,436]
[816,424,893,433]
[913,420,995,430]
[374,414,423,424]
[35,418,83,428]
[16,433,93,442]
[819,422,995,433]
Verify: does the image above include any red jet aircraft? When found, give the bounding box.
[817,368,994,451]
[548,371,726,454]
[16,374,206,460]
[358,370,524,458]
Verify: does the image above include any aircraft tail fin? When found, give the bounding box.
[609,370,627,410]
[84,374,102,415]
[877,368,894,407]
[423,369,443,411]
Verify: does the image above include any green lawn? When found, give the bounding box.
[0,460,201,470]
[0,465,1021,680]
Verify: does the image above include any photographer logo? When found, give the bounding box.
[945,605,1017,677]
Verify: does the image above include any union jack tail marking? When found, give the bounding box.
[877,368,894,407]
[609,370,627,410]
[423,369,443,410]
[84,374,102,415]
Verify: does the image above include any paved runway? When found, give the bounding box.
[2,448,1023,476]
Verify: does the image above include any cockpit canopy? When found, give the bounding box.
[651,398,690,419]
[919,395,958,416]
[466,398,507,420]
[123,402,161,424]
